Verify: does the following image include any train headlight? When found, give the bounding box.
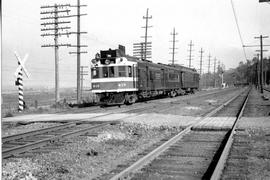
[105,59,110,65]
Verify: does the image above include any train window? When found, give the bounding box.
[109,67,115,77]
[103,67,108,77]
[169,73,177,80]
[118,66,126,77]
[91,68,99,79]
[128,66,132,77]
[155,72,161,79]
[149,71,153,80]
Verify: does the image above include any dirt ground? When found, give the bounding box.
[222,127,270,180]
[2,123,180,180]
[3,87,262,180]
[221,87,270,180]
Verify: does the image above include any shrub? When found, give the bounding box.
[4,112,14,118]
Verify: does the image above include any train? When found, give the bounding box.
[91,45,199,105]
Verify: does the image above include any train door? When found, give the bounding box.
[181,72,184,88]
[138,67,147,90]
[146,66,149,90]
[150,70,155,90]
[161,69,165,88]
[132,65,136,88]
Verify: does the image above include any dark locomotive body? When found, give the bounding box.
[91,45,199,105]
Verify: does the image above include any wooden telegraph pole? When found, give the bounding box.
[213,57,217,88]
[41,4,71,103]
[207,54,211,88]
[80,66,89,99]
[69,0,88,104]
[199,48,204,76]
[170,27,178,65]
[133,42,152,60]
[187,40,194,68]
[255,35,269,93]
[134,8,152,61]
[142,8,152,61]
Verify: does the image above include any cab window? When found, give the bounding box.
[103,67,108,77]
[109,67,115,77]
[91,68,99,79]
[128,66,132,77]
[118,66,126,77]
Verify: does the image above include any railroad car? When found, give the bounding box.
[91,45,199,105]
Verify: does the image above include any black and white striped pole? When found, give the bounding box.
[14,52,30,112]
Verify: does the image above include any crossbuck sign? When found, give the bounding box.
[14,51,30,78]
[14,51,30,112]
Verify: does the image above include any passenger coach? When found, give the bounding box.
[91,45,199,105]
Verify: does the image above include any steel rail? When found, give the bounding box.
[2,121,114,158]
[109,87,248,180]
[3,97,165,159]
[2,87,241,159]
[263,87,270,92]
[3,88,237,142]
[210,88,251,180]
[2,122,76,143]
[2,105,152,144]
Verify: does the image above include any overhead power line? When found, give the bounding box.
[230,0,248,61]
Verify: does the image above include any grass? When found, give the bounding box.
[4,111,14,118]
[2,89,97,116]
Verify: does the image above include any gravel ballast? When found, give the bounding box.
[2,88,248,179]
[2,123,180,180]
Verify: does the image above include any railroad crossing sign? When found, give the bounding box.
[14,51,30,78]
[14,51,30,112]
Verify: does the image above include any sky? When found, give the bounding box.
[2,0,270,91]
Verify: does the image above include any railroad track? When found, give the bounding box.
[2,87,238,126]
[1,100,177,159]
[263,87,270,92]
[2,121,118,159]
[108,87,240,115]
[109,87,250,180]
[2,87,241,159]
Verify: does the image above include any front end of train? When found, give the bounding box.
[91,46,138,106]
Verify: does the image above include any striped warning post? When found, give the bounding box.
[17,69,24,112]
[14,51,30,112]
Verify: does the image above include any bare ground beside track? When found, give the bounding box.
[2,87,258,180]
[221,88,270,180]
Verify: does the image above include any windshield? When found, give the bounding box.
[91,66,131,79]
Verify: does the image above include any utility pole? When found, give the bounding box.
[218,60,221,87]
[208,54,211,74]
[69,0,88,104]
[213,57,217,88]
[41,4,71,103]
[169,27,178,65]
[187,40,194,68]
[133,42,152,60]
[80,66,88,99]
[256,53,260,88]
[255,35,269,93]
[199,48,204,76]
[141,8,152,61]
[207,54,211,88]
